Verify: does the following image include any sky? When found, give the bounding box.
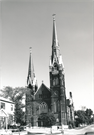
[0,0,94,112]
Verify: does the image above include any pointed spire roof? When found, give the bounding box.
[51,14,60,64]
[27,47,35,85]
[52,14,59,47]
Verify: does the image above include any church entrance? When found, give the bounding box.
[38,118,42,127]
[37,102,49,127]
[38,114,47,127]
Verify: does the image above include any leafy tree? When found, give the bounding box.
[7,114,13,127]
[0,86,27,101]
[0,86,17,102]
[39,113,56,127]
[47,113,56,126]
[14,100,26,125]
[75,110,83,127]
[74,109,94,127]
[0,86,27,126]
[85,109,93,117]
[85,109,93,124]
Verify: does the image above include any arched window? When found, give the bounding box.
[56,78,58,85]
[54,101,59,113]
[53,78,55,86]
[39,102,48,114]
[55,100,60,112]
[53,78,59,86]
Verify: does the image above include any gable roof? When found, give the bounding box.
[0,97,14,104]
[34,83,50,95]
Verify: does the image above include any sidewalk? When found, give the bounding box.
[2,124,93,135]
[12,131,27,135]
[0,129,12,135]
[0,129,27,135]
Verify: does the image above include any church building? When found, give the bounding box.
[25,15,74,127]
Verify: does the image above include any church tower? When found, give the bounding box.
[26,47,38,126]
[49,15,67,125]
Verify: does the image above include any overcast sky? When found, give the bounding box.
[0,0,94,112]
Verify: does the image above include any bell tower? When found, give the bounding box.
[26,47,38,126]
[49,15,67,125]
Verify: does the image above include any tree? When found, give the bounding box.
[1,86,27,102]
[74,109,94,127]
[74,110,85,127]
[85,109,93,124]
[14,100,26,125]
[39,113,56,127]
[1,86,27,126]
[47,113,56,126]
[0,86,17,102]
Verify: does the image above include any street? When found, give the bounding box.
[64,124,94,135]
[2,124,94,135]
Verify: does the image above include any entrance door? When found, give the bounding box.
[38,118,41,127]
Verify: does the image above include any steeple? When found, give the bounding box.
[49,15,67,125]
[52,14,59,47]
[51,14,60,64]
[27,47,37,87]
[50,14,63,69]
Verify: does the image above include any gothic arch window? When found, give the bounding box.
[39,102,48,114]
[53,79,56,86]
[55,100,60,112]
[56,78,58,85]
[53,77,59,86]
[54,101,59,113]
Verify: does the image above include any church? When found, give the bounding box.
[25,15,74,127]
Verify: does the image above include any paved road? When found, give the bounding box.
[64,124,94,135]
[12,131,27,135]
[26,124,94,135]
[2,124,94,135]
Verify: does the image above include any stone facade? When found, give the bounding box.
[25,16,74,127]
[26,83,51,126]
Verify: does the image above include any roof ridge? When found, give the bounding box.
[42,83,50,91]
[34,83,50,95]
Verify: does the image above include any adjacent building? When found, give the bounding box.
[25,15,74,127]
[0,97,15,129]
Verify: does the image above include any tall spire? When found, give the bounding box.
[27,47,35,86]
[52,14,59,47]
[51,14,60,64]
